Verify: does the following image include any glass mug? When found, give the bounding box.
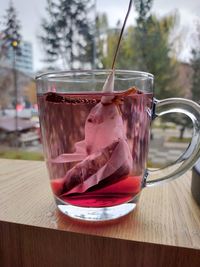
[36,70,200,221]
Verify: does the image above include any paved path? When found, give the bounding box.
[148,128,191,167]
[0,127,193,168]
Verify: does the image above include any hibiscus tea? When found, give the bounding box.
[38,90,152,208]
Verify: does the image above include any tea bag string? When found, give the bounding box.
[101,0,133,97]
[111,0,133,70]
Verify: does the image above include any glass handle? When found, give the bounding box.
[145,98,200,187]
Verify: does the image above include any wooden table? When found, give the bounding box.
[0,159,200,267]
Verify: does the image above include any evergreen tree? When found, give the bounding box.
[133,0,180,99]
[95,13,108,68]
[1,0,21,56]
[191,26,200,104]
[134,0,153,34]
[0,1,22,141]
[98,0,180,99]
[40,0,93,69]
[0,32,5,60]
[39,0,60,65]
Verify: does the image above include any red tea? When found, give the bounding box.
[38,90,152,207]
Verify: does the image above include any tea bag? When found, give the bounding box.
[61,139,132,195]
[52,140,86,163]
[51,71,116,163]
[84,74,126,154]
[52,0,134,194]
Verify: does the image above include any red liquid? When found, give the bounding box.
[51,175,141,207]
[38,90,152,208]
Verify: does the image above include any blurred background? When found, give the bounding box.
[0,0,199,167]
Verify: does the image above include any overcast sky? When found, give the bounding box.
[0,0,199,72]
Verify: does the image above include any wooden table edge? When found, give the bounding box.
[1,219,200,267]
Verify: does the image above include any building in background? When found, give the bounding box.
[1,41,33,76]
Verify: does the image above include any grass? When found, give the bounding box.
[167,136,191,143]
[147,161,163,169]
[152,124,176,130]
[0,150,44,161]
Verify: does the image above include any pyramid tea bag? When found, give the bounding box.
[51,0,134,195]
[52,82,135,194]
[61,139,132,195]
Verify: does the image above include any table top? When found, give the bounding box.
[0,158,200,251]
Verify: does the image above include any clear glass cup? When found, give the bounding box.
[36,70,200,221]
